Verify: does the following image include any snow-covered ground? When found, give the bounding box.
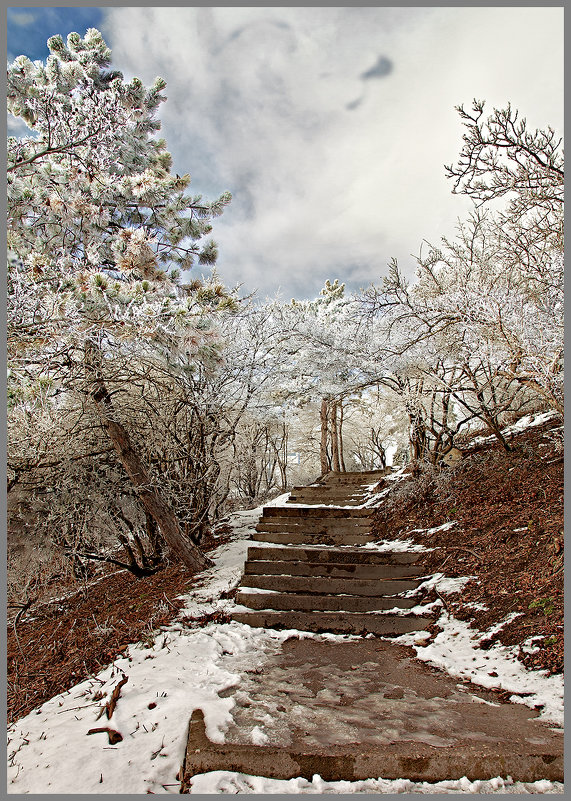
[466,410,561,449]
[6,496,564,794]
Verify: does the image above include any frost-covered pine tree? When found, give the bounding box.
[7,29,233,571]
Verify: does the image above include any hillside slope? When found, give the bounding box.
[372,412,564,676]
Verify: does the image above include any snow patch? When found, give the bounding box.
[250,725,269,745]
[363,538,433,553]
[391,611,564,727]
[187,770,564,794]
[401,572,475,597]
[467,410,560,448]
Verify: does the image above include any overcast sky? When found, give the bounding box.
[8,6,564,300]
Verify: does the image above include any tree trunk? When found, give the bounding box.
[409,411,427,461]
[330,401,341,473]
[320,399,330,475]
[338,401,346,472]
[85,340,212,572]
[277,422,288,491]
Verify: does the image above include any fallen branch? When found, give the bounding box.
[87,727,123,745]
[106,675,128,719]
[162,592,179,610]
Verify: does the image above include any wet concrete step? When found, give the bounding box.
[251,531,374,546]
[181,638,564,788]
[244,560,426,580]
[235,590,418,612]
[231,609,432,636]
[262,507,372,518]
[240,574,423,596]
[247,545,422,565]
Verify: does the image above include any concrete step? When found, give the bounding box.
[246,545,421,564]
[251,531,374,546]
[319,482,382,489]
[235,590,418,612]
[288,494,367,501]
[231,609,433,636]
[181,643,564,788]
[290,484,367,498]
[322,470,387,481]
[258,515,372,526]
[246,546,422,565]
[255,521,371,534]
[288,490,368,498]
[262,507,372,519]
[240,574,423,596]
[258,517,372,527]
[287,498,367,504]
[290,484,367,493]
[286,498,367,507]
[244,560,426,580]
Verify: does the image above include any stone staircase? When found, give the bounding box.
[287,470,383,507]
[231,471,434,636]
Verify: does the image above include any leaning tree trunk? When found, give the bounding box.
[85,340,212,573]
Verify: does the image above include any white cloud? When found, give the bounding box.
[7,10,37,27]
[103,7,563,299]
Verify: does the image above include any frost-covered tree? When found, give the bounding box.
[361,102,564,449]
[8,295,296,580]
[445,99,563,217]
[269,280,391,474]
[7,30,233,572]
[377,210,563,418]
[444,101,564,414]
[264,277,423,474]
[7,29,230,276]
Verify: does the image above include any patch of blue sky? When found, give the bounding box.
[7,7,104,63]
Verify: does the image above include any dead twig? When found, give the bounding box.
[12,598,37,666]
[440,546,483,561]
[435,588,452,612]
[162,592,178,610]
[56,702,102,714]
